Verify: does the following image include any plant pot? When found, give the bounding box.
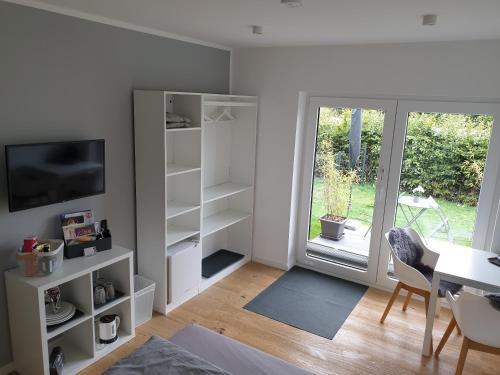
[319,215,347,241]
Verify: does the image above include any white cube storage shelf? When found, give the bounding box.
[134,91,257,313]
[5,246,135,375]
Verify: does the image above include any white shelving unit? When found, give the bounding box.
[5,246,135,375]
[134,91,257,314]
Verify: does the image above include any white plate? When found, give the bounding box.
[47,307,74,322]
[46,301,74,317]
[46,302,75,324]
[47,307,75,325]
[47,306,74,321]
[47,310,75,326]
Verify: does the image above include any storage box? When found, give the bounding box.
[167,240,200,303]
[134,275,155,327]
[64,236,112,259]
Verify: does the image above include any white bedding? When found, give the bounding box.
[170,324,314,375]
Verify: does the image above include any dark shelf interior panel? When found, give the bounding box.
[202,249,244,278]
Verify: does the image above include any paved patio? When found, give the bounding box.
[310,219,371,258]
[308,221,466,272]
[307,219,371,269]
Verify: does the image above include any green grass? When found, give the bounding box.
[309,179,477,246]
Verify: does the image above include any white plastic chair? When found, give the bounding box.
[380,227,441,325]
[435,291,500,375]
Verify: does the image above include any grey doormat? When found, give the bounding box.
[244,266,367,339]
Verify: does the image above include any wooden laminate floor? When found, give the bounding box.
[81,262,499,374]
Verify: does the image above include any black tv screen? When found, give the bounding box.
[5,140,105,212]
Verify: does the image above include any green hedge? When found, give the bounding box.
[316,110,492,206]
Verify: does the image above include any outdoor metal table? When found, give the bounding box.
[397,195,452,242]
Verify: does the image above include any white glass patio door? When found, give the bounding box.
[376,101,500,289]
[296,97,397,285]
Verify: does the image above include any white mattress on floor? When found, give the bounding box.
[170,324,314,375]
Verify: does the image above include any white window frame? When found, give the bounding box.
[295,97,397,285]
[376,100,500,289]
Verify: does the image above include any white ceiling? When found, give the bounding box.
[19,0,500,48]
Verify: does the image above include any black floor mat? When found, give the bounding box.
[244,266,367,339]
[202,249,244,278]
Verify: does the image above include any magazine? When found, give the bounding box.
[61,210,98,245]
[61,210,95,227]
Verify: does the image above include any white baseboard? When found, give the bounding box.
[252,256,290,271]
[0,362,15,375]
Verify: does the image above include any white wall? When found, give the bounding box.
[232,40,500,269]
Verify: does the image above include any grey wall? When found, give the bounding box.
[0,1,229,367]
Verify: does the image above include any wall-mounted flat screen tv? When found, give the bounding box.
[5,140,105,212]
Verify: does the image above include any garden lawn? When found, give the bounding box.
[309,180,477,247]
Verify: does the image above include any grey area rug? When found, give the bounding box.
[244,266,367,339]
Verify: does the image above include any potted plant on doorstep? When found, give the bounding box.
[319,152,358,240]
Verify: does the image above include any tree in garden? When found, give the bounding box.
[349,108,362,170]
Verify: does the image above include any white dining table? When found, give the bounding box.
[422,244,500,356]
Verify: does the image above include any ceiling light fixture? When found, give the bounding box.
[422,14,437,26]
[281,0,303,8]
[251,25,263,35]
